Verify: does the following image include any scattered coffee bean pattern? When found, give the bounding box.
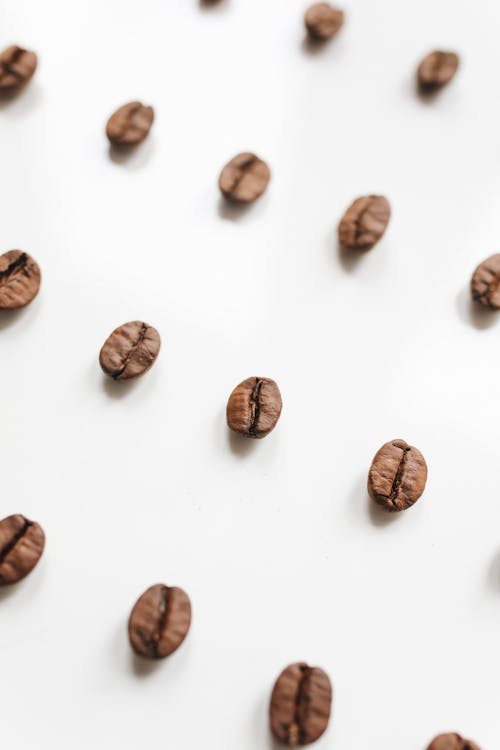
[0,514,45,585]
[470,253,500,309]
[270,663,332,746]
[304,3,344,40]
[0,45,37,92]
[338,195,391,251]
[0,250,41,309]
[417,51,460,93]
[226,376,282,439]
[368,439,428,512]
[128,583,192,659]
[106,101,155,146]
[426,734,481,750]
[99,321,161,381]
[218,153,271,204]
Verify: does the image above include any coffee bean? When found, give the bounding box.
[128,583,192,659]
[270,663,332,746]
[226,377,282,439]
[0,45,37,93]
[304,3,344,41]
[368,439,428,512]
[426,733,481,750]
[106,101,154,146]
[0,250,41,310]
[218,153,271,204]
[0,514,45,585]
[99,321,161,381]
[338,195,391,251]
[417,51,459,93]
[471,254,500,309]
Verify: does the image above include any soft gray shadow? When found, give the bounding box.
[0,82,42,116]
[455,285,497,330]
[199,0,226,7]
[0,584,18,602]
[0,306,33,331]
[107,135,155,170]
[101,374,143,399]
[217,194,255,222]
[367,494,401,528]
[227,428,258,457]
[337,239,365,272]
[301,35,330,56]
[130,652,164,677]
[488,550,500,592]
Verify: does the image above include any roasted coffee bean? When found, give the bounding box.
[128,583,192,659]
[0,45,37,92]
[368,439,428,512]
[218,153,271,204]
[0,250,41,310]
[426,733,481,750]
[338,195,391,251]
[106,101,154,146]
[304,3,344,40]
[0,514,45,585]
[270,662,332,746]
[99,321,161,381]
[417,51,459,93]
[471,254,500,309]
[226,377,282,439]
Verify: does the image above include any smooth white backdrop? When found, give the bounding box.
[0,1,499,748]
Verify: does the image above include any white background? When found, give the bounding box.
[0,1,499,748]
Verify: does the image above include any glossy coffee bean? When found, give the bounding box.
[270,662,332,746]
[99,321,161,381]
[219,153,271,204]
[226,377,282,439]
[304,3,344,40]
[0,250,41,310]
[470,254,500,309]
[417,51,459,93]
[426,733,481,750]
[0,514,45,585]
[368,439,428,512]
[128,583,192,659]
[0,45,37,92]
[106,101,154,146]
[338,195,391,251]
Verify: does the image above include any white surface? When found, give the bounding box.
[0,1,499,748]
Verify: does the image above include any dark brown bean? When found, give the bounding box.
[368,439,428,512]
[226,377,282,439]
[338,195,391,251]
[426,733,481,750]
[106,101,154,146]
[0,45,37,93]
[0,250,41,310]
[470,254,500,309]
[304,3,344,41]
[99,321,161,381]
[417,51,459,93]
[270,663,332,746]
[218,153,271,204]
[0,514,45,585]
[128,583,192,659]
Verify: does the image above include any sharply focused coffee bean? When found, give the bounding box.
[338,195,391,251]
[426,733,481,750]
[226,377,282,439]
[218,153,271,204]
[106,101,154,146]
[471,254,500,309]
[0,250,41,310]
[304,3,344,40]
[0,514,45,585]
[128,583,192,659]
[0,45,37,92]
[368,439,428,512]
[270,663,332,746]
[99,321,161,381]
[417,51,459,93]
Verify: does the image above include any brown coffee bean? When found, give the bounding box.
[99,321,161,381]
[0,514,45,585]
[471,254,500,309]
[270,663,332,746]
[304,3,344,40]
[0,45,37,93]
[368,439,428,512]
[106,101,154,146]
[0,250,41,310]
[218,153,271,204]
[128,583,192,659]
[338,195,391,251]
[426,733,481,750]
[226,377,282,439]
[417,51,459,93]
